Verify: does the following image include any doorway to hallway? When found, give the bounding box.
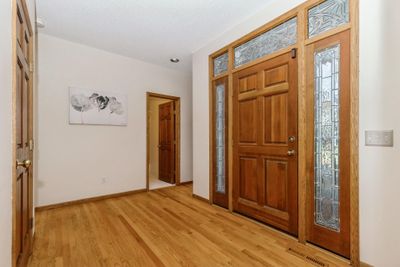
[146,92,181,190]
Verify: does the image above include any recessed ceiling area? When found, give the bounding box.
[36,0,275,72]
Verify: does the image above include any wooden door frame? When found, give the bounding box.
[208,0,359,265]
[12,0,34,266]
[146,92,181,191]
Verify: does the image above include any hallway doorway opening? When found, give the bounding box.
[146,92,181,190]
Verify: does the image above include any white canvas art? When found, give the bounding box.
[69,87,128,126]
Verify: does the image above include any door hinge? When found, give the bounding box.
[291,48,297,59]
[29,139,34,151]
[29,218,34,229]
[29,62,34,73]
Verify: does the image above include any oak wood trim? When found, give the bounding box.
[297,7,307,245]
[35,188,148,212]
[208,55,214,204]
[305,23,351,45]
[146,92,181,190]
[212,72,229,81]
[228,46,234,212]
[349,0,360,264]
[232,45,297,74]
[192,193,210,204]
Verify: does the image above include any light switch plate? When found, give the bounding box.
[365,130,394,147]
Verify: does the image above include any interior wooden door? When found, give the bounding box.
[233,51,298,235]
[158,101,176,184]
[306,30,351,258]
[15,0,33,265]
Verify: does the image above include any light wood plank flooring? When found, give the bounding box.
[29,184,350,266]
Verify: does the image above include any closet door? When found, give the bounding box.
[212,77,229,208]
[306,30,351,258]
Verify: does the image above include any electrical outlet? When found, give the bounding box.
[365,130,394,147]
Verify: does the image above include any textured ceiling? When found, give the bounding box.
[37,0,274,72]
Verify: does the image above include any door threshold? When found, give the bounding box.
[148,184,176,191]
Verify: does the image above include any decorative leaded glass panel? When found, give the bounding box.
[308,0,349,38]
[314,44,340,231]
[234,17,297,67]
[214,53,228,76]
[215,83,226,193]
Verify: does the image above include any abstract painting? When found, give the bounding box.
[69,87,128,126]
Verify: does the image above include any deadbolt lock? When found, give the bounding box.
[289,136,296,143]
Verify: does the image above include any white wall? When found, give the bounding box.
[36,33,192,206]
[192,0,400,266]
[0,1,14,266]
[359,0,400,266]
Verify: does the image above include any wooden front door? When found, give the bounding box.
[233,51,298,235]
[15,0,34,265]
[158,101,176,184]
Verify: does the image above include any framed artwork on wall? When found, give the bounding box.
[69,87,128,126]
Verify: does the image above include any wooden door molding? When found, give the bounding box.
[12,0,34,266]
[146,92,181,190]
[208,0,359,264]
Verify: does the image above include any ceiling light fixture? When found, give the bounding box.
[170,58,180,63]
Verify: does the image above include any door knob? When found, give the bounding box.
[16,159,32,168]
[287,150,296,156]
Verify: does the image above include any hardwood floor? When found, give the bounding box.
[29,185,350,266]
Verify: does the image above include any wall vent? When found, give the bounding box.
[287,247,329,267]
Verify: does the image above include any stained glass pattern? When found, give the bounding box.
[314,44,341,231]
[215,84,226,193]
[308,0,349,38]
[214,53,229,76]
[234,17,297,67]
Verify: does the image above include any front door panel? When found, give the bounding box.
[233,51,298,235]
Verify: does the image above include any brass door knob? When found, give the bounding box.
[16,159,32,168]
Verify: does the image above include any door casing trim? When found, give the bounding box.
[146,92,181,191]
